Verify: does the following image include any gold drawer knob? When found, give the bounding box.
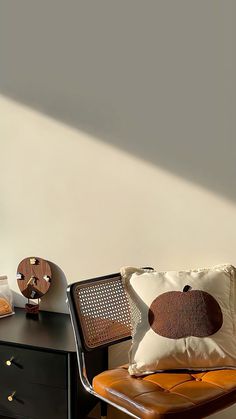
[6,356,14,366]
[8,391,16,402]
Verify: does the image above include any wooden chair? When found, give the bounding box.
[67,272,236,419]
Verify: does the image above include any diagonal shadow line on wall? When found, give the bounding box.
[0,0,235,203]
[1,86,235,205]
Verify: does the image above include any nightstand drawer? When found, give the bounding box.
[0,382,67,419]
[0,345,67,389]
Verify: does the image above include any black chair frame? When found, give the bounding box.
[67,272,138,419]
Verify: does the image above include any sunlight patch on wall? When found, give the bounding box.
[1,95,236,313]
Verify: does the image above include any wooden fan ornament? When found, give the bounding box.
[17,257,52,314]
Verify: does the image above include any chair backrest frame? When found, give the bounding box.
[67,272,132,353]
[67,270,152,419]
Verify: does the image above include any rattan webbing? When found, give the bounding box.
[73,275,132,349]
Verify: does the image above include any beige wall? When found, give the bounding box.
[0,1,236,418]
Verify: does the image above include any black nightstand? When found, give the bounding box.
[0,308,107,419]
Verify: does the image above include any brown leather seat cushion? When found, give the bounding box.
[93,366,236,418]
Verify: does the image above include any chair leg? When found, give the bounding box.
[101,400,107,419]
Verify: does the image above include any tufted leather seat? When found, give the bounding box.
[93,366,236,418]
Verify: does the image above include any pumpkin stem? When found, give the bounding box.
[183,285,192,292]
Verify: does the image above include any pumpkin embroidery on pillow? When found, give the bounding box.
[121,265,236,375]
[148,285,223,339]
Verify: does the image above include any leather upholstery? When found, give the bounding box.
[93,366,236,418]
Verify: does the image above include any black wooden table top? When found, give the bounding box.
[0,307,76,353]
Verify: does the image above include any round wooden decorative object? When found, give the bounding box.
[17,257,52,300]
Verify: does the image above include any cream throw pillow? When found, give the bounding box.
[121,264,236,376]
